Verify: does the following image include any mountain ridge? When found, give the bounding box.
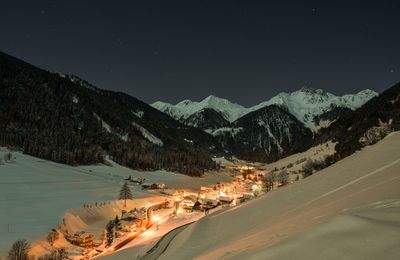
[1,50,395,169]
[0,51,219,176]
[152,88,378,130]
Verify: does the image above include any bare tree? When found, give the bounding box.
[263,171,277,192]
[4,152,12,163]
[277,170,289,186]
[8,239,30,260]
[46,229,59,247]
[302,158,327,178]
[302,159,315,177]
[38,248,69,260]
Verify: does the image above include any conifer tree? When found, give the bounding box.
[118,182,133,208]
[114,215,120,236]
[105,221,114,247]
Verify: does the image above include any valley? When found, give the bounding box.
[0,51,399,260]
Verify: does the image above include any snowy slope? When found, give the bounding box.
[0,149,231,257]
[151,101,185,120]
[157,132,400,259]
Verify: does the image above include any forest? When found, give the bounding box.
[0,51,218,176]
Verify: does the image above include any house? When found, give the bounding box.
[122,209,146,222]
[219,195,233,203]
[242,192,255,200]
[72,231,94,248]
[180,199,196,212]
[194,198,220,211]
[143,183,167,190]
[119,220,138,232]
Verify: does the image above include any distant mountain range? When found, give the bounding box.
[152,87,378,162]
[0,50,398,172]
[152,88,378,131]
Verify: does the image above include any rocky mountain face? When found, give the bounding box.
[0,51,219,176]
[183,108,230,130]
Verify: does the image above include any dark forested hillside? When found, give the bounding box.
[313,106,353,128]
[317,81,400,159]
[184,108,230,130]
[215,105,313,163]
[0,51,219,176]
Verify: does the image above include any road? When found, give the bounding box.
[140,221,195,260]
[139,202,249,259]
[96,202,165,258]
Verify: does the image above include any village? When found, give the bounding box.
[56,163,285,259]
[1,143,330,259]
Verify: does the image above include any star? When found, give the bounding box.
[115,38,123,46]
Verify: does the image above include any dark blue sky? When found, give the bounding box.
[1,0,399,106]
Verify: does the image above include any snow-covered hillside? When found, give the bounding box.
[154,132,400,259]
[0,149,231,257]
[152,88,378,129]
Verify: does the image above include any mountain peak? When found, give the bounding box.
[151,95,247,122]
[298,86,326,95]
[176,99,193,106]
[202,95,231,105]
[356,89,378,96]
[203,94,219,101]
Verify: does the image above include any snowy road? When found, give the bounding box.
[140,221,194,260]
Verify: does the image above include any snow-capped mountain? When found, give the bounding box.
[153,87,378,131]
[152,95,248,123]
[152,87,378,162]
[249,87,378,129]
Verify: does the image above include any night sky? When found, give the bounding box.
[1,1,399,106]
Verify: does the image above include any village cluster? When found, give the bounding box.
[61,164,282,259]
